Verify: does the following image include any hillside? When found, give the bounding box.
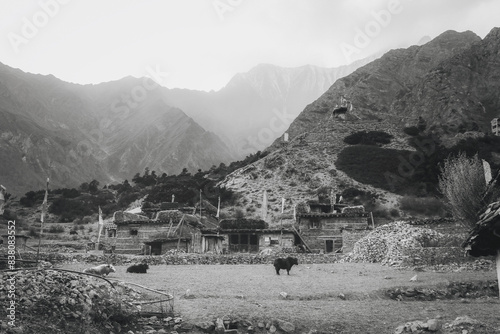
[219,28,500,221]
[271,30,482,146]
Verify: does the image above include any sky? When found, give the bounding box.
[0,0,499,91]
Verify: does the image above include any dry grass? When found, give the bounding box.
[62,262,500,333]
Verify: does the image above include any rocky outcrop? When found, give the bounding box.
[394,28,500,136]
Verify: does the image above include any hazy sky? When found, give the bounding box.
[0,0,499,91]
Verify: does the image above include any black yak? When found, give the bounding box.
[273,257,298,275]
[83,264,116,276]
[126,263,149,273]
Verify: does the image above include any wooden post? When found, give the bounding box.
[370,212,375,229]
[292,225,312,253]
[166,218,173,237]
[176,217,184,251]
[37,178,49,263]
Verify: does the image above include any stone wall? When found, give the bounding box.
[400,247,467,266]
[5,251,341,266]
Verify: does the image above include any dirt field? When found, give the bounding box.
[62,262,500,333]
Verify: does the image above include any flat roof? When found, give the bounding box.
[298,212,369,218]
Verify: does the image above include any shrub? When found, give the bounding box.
[399,196,447,217]
[343,131,393,146]
[336,146,408,192]
[390,208,400,218]
[438,153,486,227]
[28,227,39,238]
[403,126,420,136]
[73,218,85,225]
[234,208,245,219]
[1,209,17,221]
[48,225,65,234]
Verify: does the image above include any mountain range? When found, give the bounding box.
[0,56,375,195]
[161,55,380,155]
[220,28,500,219]
[0,65,233,195]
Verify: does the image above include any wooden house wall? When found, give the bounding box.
[219,231,296,253]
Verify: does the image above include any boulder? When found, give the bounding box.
[277,320,296,333]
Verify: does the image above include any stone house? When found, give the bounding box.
[112,209,202,254]
[296,199,370,253]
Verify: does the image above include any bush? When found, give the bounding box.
[28,227,39,238]
[1,209,17,221]
[48,225,65,234]
[399,196,447,217]
[336,146,411,193]
[403,126,420,136]
[343,131,393,146]
[438,153,486,227]
[390,208,400,218]
[234,208,245,219]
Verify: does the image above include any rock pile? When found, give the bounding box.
[341,221,457,266]
[405,217,456,226]
[426,259,495,272]
[0,269,139,333]
[395,316,496,334]
[386,280,499,301]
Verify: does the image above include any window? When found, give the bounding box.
[230,234,239,244]
[310,221,320,229]
[250,234,259,245]
[270,237,279,245]
[130,229,138,236]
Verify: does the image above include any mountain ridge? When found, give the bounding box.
[0,64,235,195]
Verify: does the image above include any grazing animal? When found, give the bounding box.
[69,230,78,235]
[126,263,149,273]
[83,264,116,276]
[273,257,298,275]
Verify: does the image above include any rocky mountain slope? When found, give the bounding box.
[274,30,482,144]
[219,28,500,220]
[0,64,234,195]
[394,28,500,135]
